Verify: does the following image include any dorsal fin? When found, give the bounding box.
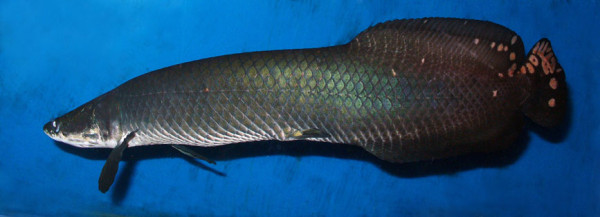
[347,18,527,73]
[349,18,524,55]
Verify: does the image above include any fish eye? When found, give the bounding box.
[52,120,60,133]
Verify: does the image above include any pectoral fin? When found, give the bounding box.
[98,131,136,193]
[172,145,216,165]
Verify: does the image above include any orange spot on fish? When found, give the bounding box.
[520,66,527,75]
[509,52,516,61]
[498,73,504,78]
[549,78,558,90]
[529,55,539,66]
[533,42,541,52]
[545,51,555,60]
[540,41,549,52]
[492,90,498,97]
[548,98,556,108]
[526,63,535,74]
[474,38,480,45]
[497,44,504,52]
[508,63,517,77]
[490,42,496,49]
[511,35,518,45]
[542,59,553,75]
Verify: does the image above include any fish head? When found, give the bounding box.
[44,98,119,148]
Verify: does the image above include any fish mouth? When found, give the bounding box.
[43,119,69,144]
[42,119,81,147]
[43,120,58,137]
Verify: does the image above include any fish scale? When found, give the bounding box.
[124,44,495,162]
[45,18,567,165]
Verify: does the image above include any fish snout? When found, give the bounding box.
[43,120,60,137]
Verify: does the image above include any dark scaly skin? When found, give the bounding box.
[54,18,567,163]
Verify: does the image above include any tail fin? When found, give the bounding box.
[521,39,567,127]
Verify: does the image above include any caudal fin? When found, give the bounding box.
[521,39,567,127]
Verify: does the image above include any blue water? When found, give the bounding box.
[1,1,598,216]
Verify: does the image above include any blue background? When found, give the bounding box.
[1,1,598,216]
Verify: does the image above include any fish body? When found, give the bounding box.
[44,18,566,170]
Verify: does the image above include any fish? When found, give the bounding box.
[43,18,567,193]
